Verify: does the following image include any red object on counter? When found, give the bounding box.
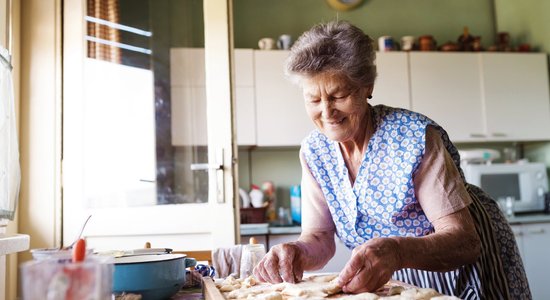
[72,238,86,263]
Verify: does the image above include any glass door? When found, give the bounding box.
[63,0,237,251]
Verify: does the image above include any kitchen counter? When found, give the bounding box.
[507,213,550,225]
[240,223,301,236]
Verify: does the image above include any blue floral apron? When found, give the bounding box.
[301,105,531,300]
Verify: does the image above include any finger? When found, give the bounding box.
[262,254,284,283]
[293,266,304,283]
[341,266,377,294]
[337,250,366,286]
[278,250,297,283]
[253,262,266,282]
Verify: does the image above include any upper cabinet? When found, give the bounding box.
[171,49,550,147]
[481,53,550,141]
[410,53,485,141]
[410,52,550,142]
[253,50,314,146]
[170,48,256,146]
[372,52,411,109]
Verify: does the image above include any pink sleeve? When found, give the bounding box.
[299,149,336,233]
[414,126,472,222]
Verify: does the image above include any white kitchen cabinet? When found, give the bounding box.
[410,52,485,142]
[254,50,315,146]
[410,52,550,143]
[481,53,550,141]
[511,222,550,299]
[170,48,256,146]
[373,52,411,109]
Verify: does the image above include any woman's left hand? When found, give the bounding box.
[337,237,401,294]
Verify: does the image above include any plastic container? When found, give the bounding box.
[290,185,301,224]
[20,256,113,300]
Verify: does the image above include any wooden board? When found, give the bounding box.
[202,276,426,300]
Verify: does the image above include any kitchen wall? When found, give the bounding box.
[233,0,496,49]
[494,0,550,170]
[234,0,550,205]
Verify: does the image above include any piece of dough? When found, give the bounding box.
[247,291,283,300]
[281,277,342,298]
[387,286,406,296]
[338,292,380,299]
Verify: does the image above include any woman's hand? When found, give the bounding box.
[253,242,305,284]
[337,237,401,293]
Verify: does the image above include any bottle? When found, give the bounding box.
[457,26,474,51]
[290,185,302,224]
[249,185,264,208]
[261,181,277,222]
[239,237,266,279]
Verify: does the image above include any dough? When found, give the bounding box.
[281,275,342,298]
[387,286,406,296]
[338,292,380,299]
[247,291,283,300]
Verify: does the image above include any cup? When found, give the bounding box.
[378,36,394,52]
[419,35,436,51]
[401,36,415,51]
[258,37,276,50]
[277,34,293,50]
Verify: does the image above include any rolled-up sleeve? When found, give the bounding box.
[414,126,472,222]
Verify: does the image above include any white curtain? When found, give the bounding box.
[0,46,20,220]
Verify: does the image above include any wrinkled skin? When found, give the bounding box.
[253,242,305,284]
[337,237,401,293]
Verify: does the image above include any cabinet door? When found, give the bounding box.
[410,53,485,142]
[520,223,550,299]
[481,53,550,141]
[254,50,315,146]
[171,48,256,146]
[373,52,410,109]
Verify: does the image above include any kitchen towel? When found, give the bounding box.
[212,244,243,279]
[0,46,21,220]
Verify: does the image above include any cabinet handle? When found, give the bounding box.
[527,228,545,234]
[469,133,486,138]
[491,132,507,137]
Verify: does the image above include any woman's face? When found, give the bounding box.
[301,72,372,143]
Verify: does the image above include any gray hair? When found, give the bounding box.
[285,21,377,88]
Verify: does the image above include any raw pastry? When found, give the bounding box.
[338,292,380,299]
[387,286,406,296]
[247,291,283,300]
[281,275,342,298]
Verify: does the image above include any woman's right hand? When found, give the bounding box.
[253,242,304,284]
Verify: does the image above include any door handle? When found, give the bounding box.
[190,163,223,171]
[469,133,486,138]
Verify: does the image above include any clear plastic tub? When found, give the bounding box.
[20,256,113,300]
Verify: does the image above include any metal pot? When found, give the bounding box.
[113,253,196,300]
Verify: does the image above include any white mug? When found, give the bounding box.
[258,37,276,50]
[277,34,293,50]
[401,36,415,51]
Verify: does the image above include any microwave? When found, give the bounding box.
[462,162,548,213]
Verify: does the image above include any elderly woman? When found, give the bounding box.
[253,21,530,299]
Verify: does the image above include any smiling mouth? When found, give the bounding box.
[325,118,345,126]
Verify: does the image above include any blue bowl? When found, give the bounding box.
[113,254,196,300]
